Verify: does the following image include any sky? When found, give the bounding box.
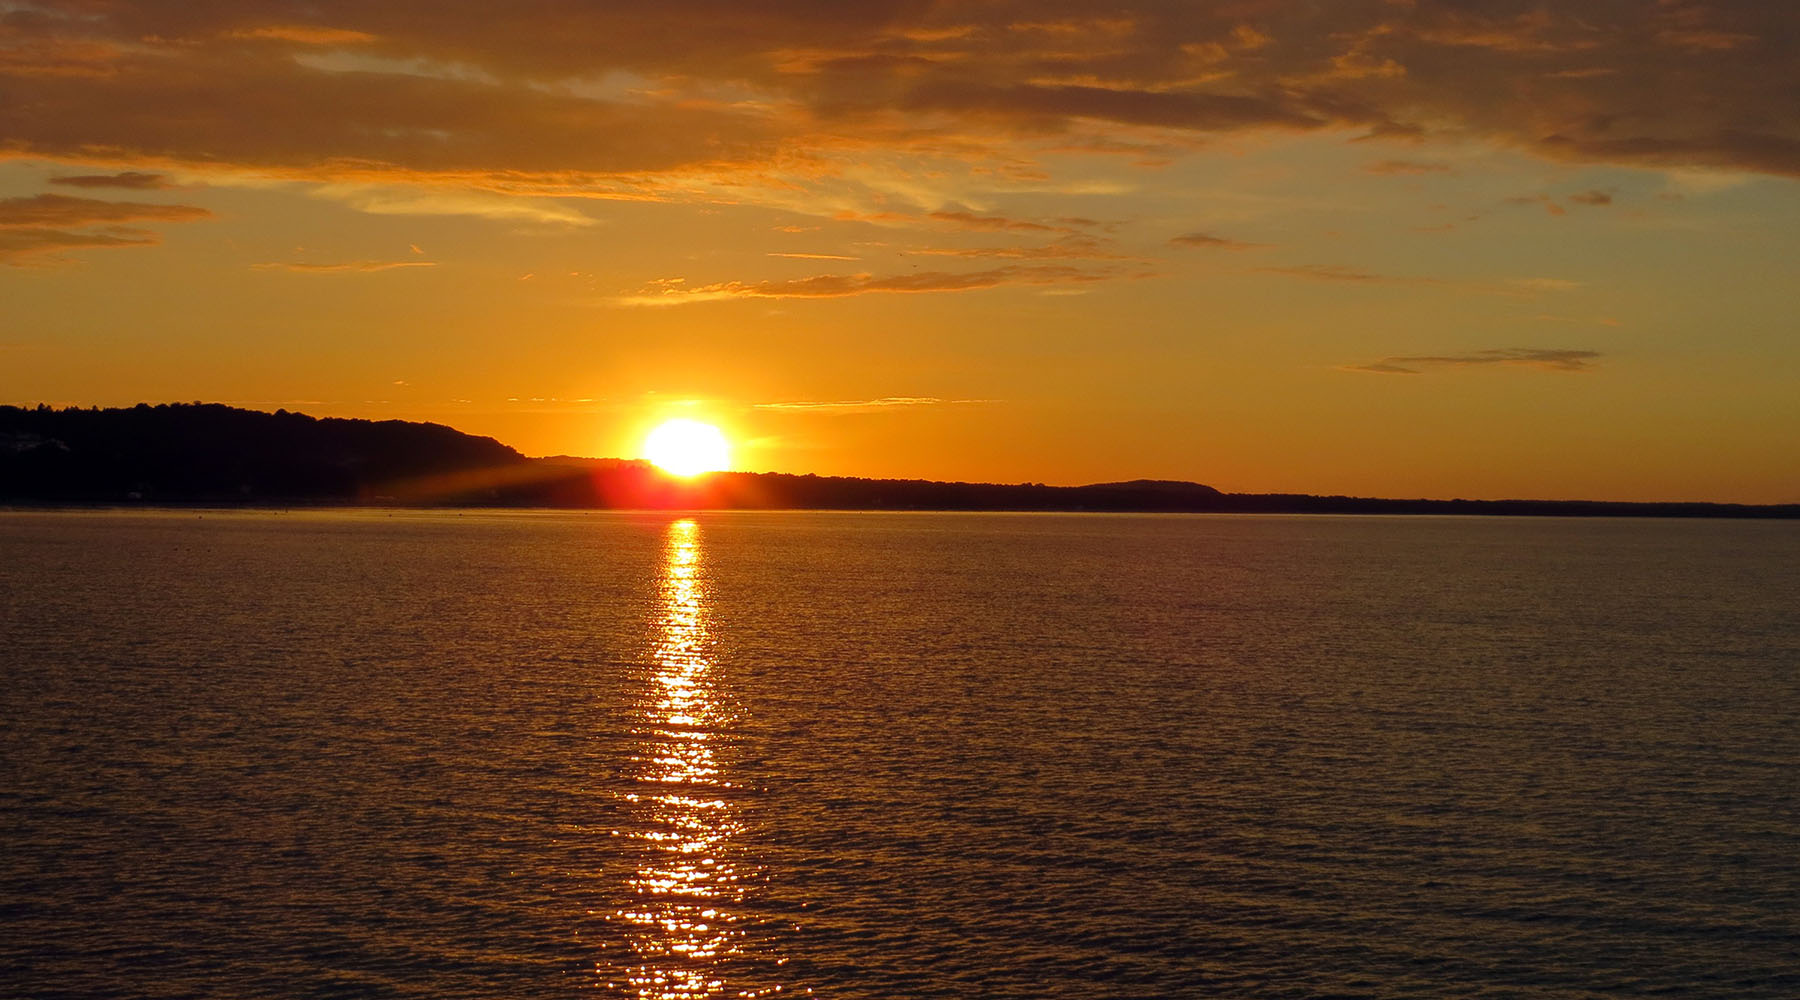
[2,0,1797,503]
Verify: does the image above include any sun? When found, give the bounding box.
[644,419,730,477]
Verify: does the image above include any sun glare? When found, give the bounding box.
[644,419,730,477]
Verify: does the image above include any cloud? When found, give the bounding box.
[0,226,158,264]
[309,186,597,225]
[0,193,211,264]
[252,259,438,273]
[1256,264,1437,285]
[906,235,1126,260]
[898,81,1325,132]
[1257,265,1584,297]
[753,396,989,413]
[1343,348,1602,374]
[621,264,1125,304]
[227,26,377,45]
[0,194,210,228]
[0,0,1795,207]
[767,251,860,260]
[928,211,1071,234]
[1169,232,1267,251]
[1365,160,1453,175]
[1568,189,1613,206]
[1342,362,1424,375]
[48,171,174,190]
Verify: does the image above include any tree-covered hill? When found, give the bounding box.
[2,403,1793,518]
[0,403,524,502]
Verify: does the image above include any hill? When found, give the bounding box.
[2,403,1794,518]
[0,403,524,503]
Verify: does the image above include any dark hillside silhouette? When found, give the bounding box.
[0,403,523,502]
[2,403,1794,518]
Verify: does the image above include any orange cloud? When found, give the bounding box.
[0,0,1794,197]
[1365,159,1453,175]
[0,194,210,228]
[907,235,1125,260]
[928,211,1071,233]
[227,26,376,45]
[0,226,157,264]
[623,264,1126,304]
[753,396,990,413]
[251,260,438,273]
[1170,232,1268,251]
[1256,264,1435,285]
[0,193,211,264]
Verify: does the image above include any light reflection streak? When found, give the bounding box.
[603,519,781,999]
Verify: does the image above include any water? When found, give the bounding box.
[2,509,1797,999]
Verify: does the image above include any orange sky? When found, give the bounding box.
[3,1,1797,502]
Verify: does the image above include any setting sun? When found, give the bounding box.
[644,419,730,477]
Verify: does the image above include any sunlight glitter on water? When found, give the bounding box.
[606,519,772,999]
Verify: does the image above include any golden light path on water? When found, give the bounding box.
[604,519,784,999]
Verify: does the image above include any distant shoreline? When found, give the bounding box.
[4,403,1796,519]
[3,500,1796,521]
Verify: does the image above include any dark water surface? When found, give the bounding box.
[2,510,1797,998]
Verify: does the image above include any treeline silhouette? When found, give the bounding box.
[3,403,1794,518]
[0,403,523,502]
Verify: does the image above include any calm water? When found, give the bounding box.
[2,510,1797,999]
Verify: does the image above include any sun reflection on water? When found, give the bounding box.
[604,519,782,999]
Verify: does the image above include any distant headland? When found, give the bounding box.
[2,403,1794,518]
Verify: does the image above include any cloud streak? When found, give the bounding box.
[252,259,438,273]
[906,236,1127,261]
[0,193,211,264]
[753,396,991,413]
[49,171,175,190]
[1342,348,1602,375]
[621,265,1127,304]
[1256,264,1439,285]
[1170,232,1268,251]
[0,194,210,228]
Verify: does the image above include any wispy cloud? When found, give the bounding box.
[1256,265,1583,297]
[0,194,210,228]
[620,265,1128,304]
[767,251,860,260]
[312,186,595,225]
[753,396,992,413]
[0,227,159,264]
[253,259,438,273]
[0,193,211,264]
[906,235,1126,260]
[1256,264,1435,285]
[48,171,174,190]
[1170,232,1269,251]
[226,25,377,45]
[1365,159,1454,175]
[1342,347,1602,374]
[928,211,1074,234]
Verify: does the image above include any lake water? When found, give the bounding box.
[2,509,1797,999]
